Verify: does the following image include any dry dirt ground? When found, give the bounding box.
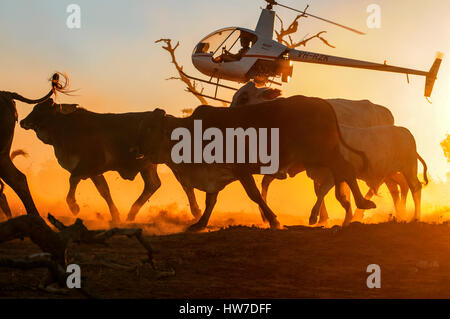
[1,221,450,298]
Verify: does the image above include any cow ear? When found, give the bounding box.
[59,104,78,114]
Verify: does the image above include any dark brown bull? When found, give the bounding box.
[20,100,201,224]
[139,95,377,231]
[0,73,63,217]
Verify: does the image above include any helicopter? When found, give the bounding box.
[183,0,442,103]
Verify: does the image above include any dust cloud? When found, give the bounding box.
[1,155,450,234]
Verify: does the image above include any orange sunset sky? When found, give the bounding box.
[0,0,449,227]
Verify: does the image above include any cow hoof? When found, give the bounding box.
[110,219,121,227]
[269,219,281,229]
[68,203,80,216]
[357,199,376,210]
[309,215,318,225]
[110,214,121,226]
[186,223,206,232]
[342,218,352,227]
[317,219,328,227]
[191,207,202,220]
[126,213,136,222]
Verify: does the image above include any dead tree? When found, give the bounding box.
[0,214,168,298]
[156,38,231,111]
[275,5,335,49]
[156,38,208,111]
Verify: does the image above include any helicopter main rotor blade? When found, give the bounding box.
[274,2,366,35]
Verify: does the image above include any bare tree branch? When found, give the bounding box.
[275,5,335,49]
[275,5,309,45]
[289,31,336,49]
[156,38,208,106]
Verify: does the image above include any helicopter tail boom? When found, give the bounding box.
[288,49,442,97]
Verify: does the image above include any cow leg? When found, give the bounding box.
[182,185,201,219]
[402,168,422,222]
[126,165,161,222]
[353,188,375,222]
[66,175,81,215]
[239,174,280,229]
[0,196,11,220]
[258,175,275,222]
[186,192,218,232]
[0,192,12,219]
[332,182,353,226]
[0,180,11,219]
[310,177,333,225]
[398,175,409,217]
[91,175,121,224]
[388,172,409,217]
[384,177,403,220]
[314,180,330,225]
[341,183,354,226]
[0,155,39,216]
[261,175,275,203]
[329,153,376,210]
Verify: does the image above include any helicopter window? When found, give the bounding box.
[194,28,237,55]
[213,31,257,63]
[194,42,210,54]
[212,30,241,59]
[194,28,258,63]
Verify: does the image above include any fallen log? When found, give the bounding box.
[0,214,159,298]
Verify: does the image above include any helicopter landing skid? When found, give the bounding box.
[179,70,238,104]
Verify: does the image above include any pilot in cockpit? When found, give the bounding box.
[215,33,255,63]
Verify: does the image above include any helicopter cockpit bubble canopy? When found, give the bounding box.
[193,28,258,59]
[192,27,286,83]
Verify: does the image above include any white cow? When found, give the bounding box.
[231,81,413,225]
[307,125,428,225]
[231,82,395,127]
[230,82,282,107]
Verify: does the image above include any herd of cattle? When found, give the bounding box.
[0,74,428,231]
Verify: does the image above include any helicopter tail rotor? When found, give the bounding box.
[425,52,443,97]
[264,0,365,35]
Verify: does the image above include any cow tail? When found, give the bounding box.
[417,153,429,186]
[325,100,369,173]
